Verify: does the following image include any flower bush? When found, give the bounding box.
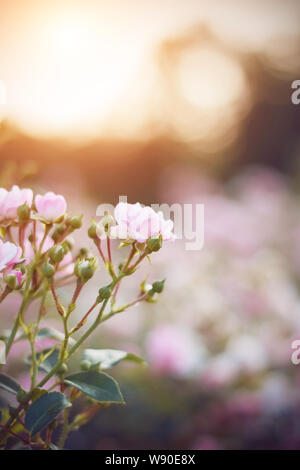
[0,187,173,449]
[81,165,300,450]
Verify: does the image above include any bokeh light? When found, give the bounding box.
[0,80,6,123]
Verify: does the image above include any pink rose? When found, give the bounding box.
[146,325,200,376]
[0,185,33,222]
[0,240,23,272]
[35,192,67,223]
[0,188,8,215]
[157,211,175,242]
[111,202,174,243]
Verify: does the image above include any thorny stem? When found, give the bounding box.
[50,283,64,317]
[67,298,110,357]
[57,407,70,448]
[128,251,147,272]
[71,301,98,333]
[111,243,136,307]
[18,222,27,253]
[5,266,33,357]
[106,236,112,264]
[1,242,150,446]
[0,423,31,446]
[32,220,37,252]
[38,225,50,254]
[0,285,12,303]
[71,279,83,306]
[93,238,106,264]
[30,287,49,388]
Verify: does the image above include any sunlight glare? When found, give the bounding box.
[10,11,138,139]
[0,80,6,123]
[178,46,246,110]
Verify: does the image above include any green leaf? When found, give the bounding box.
[37,327,76,346]
[1,327,75,347]
[25,392,71,436]
[64,371,124,404]
[0,373,20,395]
[82,348,146,370]
[26,348,60,373]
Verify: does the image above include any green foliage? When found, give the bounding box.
[82,348,146,370]
[0,373,20,395]
[0,195,168,448]
[64,370,124,404]
[25,392,71,436]
[26,348,60,373]
[36,327,76,346]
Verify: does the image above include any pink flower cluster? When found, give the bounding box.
[110,202,174,243]
[0,186,67,224]
[146,325,200,376]
[0,186,33,223]
[0,240,23,284]
[0,186,68,287]
[35,192,67,223]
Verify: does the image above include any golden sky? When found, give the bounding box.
[0,0,299,141]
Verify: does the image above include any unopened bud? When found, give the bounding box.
[17,202,30,221]
[80,360,91,371]
[152,279,165,294]
[52,223,66,242]
[75,258,97,282]
[88,220,99,239]
[146,235,162,253]
[70,215,82,230]
[61,238,73,254]
[5,274,18,290]
[57,363,68,375]
[17,387,28,404]
[55,223,66,235]
[49,245,65,263]
[78,247,89,259]
[97,284,112,302]
[42,262,55,278]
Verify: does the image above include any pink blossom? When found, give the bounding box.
[0,188,8,214]
[146,325,201,376]
[35,192,67,222]
[0,240,23,272]
[111,202,174,243]
[0,185,33,222]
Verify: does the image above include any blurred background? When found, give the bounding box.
[1,0,300,450]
